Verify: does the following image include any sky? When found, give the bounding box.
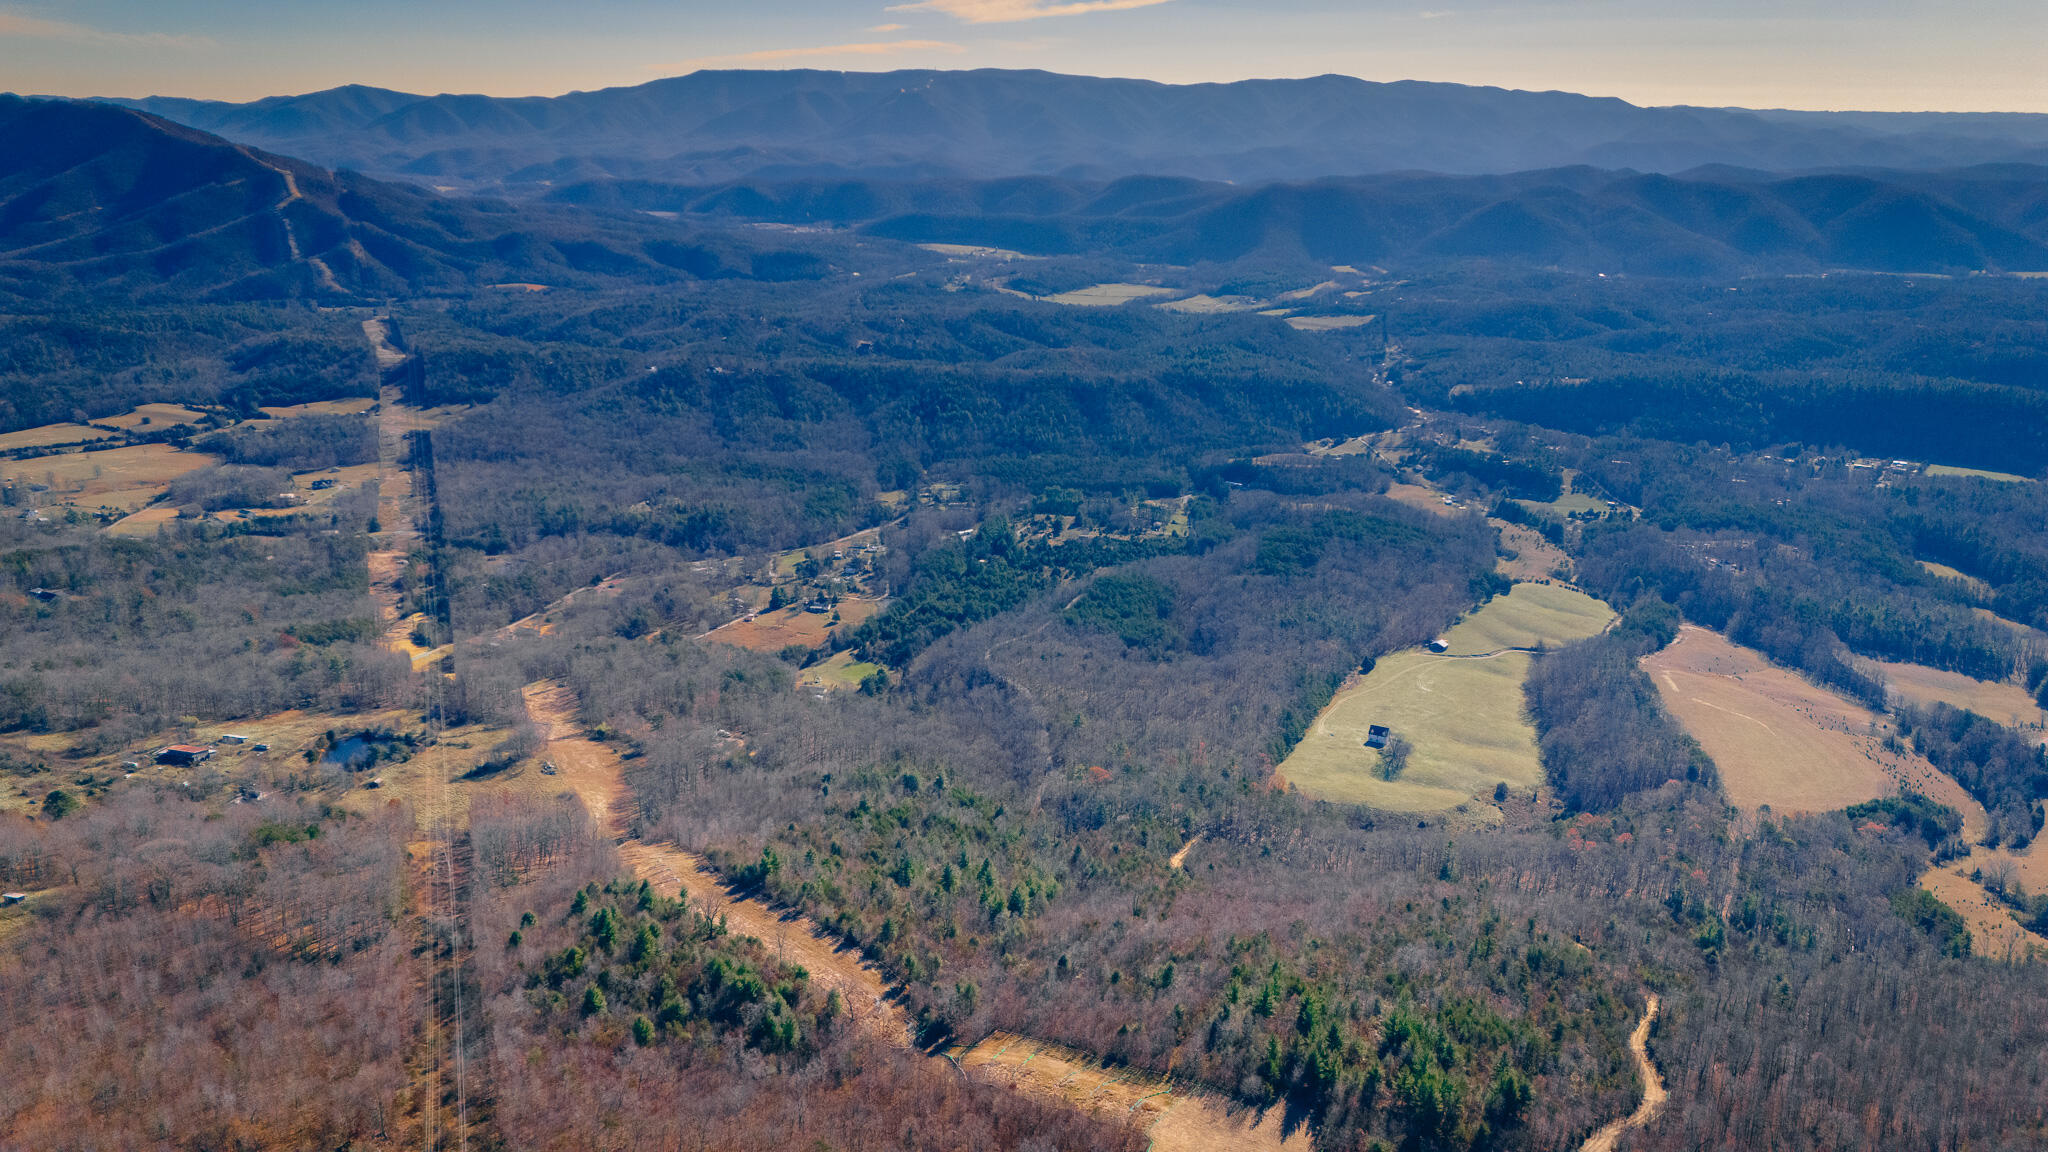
[4,0,2044,113]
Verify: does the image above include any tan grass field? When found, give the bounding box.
[103,506,181,536]
[1284,314,1373,331]
[917,242,1037,261]
[258,397,378,419]
[1643,627,1905,813]
[701,597,884,652]
[1042,283,1181,306]
[1919,865,2047,961]
[1917,560,1991,597]
[98,403,207,430]
[1156,293,1264,313]
[3,444,218,512]
[956,1033,1310,1152]
[1494,521,1572,581]
[1926,464,2032,483]
[1869,657,2048,729]
[1384,481,1463,517]
[1437,582,1614,656]
[0,423,114,451]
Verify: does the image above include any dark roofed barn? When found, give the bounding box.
[1365,724,1391,749]
[155,744,214,766]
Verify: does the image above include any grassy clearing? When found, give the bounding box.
[1919,866,2048,961]
[1156,293,1264,313]
[258,398,378,419]
[1917,560,1991,597]
[1042,283,1181,306]
[1643,627,1907,813]
[99,403,207,430]
[1284,314,1373,331]
[1516,492,1608,518]
[918,243,1037,261]
[1282,649,1539,813]
[1869,658,2048,729]
[1927,464,2033,483]
[1282,583,1613,813]
[0,423,115,451]
[702,597,885,652]
[1437,582,1614,656]
[1494,521,1572,582]
[798,650,883,692]
[3,443,219,513]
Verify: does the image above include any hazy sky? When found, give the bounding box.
[4,0,2043,112]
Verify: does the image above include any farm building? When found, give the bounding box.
[155,744,214,766]
[219,734,248,744]
[1365,724,1391,749]
[1429,637,1450,653]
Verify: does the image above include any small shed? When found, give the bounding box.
[155,744,214,766]
[1365,725,1391,749]
[1428,637,1451,653]
[2,892,26,905]
[219,734,248,745]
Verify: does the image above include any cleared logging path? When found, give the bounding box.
[526,680,1299,1151]
[1579,994,1666,1152]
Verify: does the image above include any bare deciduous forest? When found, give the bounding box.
[5,111,2048,1151]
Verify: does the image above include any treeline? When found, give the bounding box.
[1392,273,2048,475]
[1525,600,1719,811]
[1896,703,2048,848]
[197,412,378,470]
[0,305,375,433]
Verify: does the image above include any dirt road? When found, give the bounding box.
[1580,994,1666,1152]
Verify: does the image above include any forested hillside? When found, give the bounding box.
[3,107,2047,1152]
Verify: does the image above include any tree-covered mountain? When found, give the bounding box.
[0,96,860,299]
[96,69,2048,190]
[557,165,2048,276]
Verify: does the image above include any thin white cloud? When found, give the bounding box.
[0,9,211,48]
[681,39,967,69]
[887,0,1177,25]
[869,22,908,32]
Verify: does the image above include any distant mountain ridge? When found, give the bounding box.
[555,165,2048,277]
[92,70,2048,191]
[0,96,851,299]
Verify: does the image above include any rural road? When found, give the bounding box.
[1580,993,1666,1152]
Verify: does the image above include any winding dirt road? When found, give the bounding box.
[1580,994,1666,1152]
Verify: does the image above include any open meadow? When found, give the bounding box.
[1281,583,1613,813]
[1437,581,1613,655]
[1869,657,2048,731]
[1643,627,1905,813]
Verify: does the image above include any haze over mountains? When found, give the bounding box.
[103,69,2048,190]
[9,69,2048,300]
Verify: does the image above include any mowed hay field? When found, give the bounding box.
[1643,627,1909,813]
[1281,584,1613,813]
[1437,582,1613,655]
